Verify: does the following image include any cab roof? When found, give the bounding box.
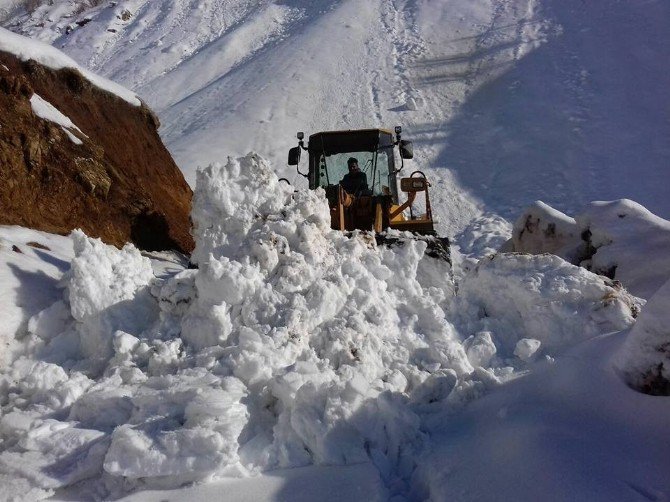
[308,129,394,155]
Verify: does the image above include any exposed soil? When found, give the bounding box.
[0,50,194,253]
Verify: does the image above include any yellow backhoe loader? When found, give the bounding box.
[287,126,450,263]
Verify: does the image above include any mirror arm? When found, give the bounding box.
[394,128,404,172]
[394,152,404,174]
[296,163,308,178]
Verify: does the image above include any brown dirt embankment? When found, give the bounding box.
[0,51,194,253]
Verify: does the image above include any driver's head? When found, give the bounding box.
[347,157,360,173]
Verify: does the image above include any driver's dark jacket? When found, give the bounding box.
[340,171,369,195]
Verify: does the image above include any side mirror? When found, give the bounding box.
[288,146,301,165]
[399,140,413,159]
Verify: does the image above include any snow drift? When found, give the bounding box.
[510,199,670,299]
[0,154,643,499]
[615,278,670,395]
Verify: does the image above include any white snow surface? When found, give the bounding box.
[108,463,387,502]
[0,27,140,106]
[412,331,670,501]
[0,227,74,367]
[0,155,647,500]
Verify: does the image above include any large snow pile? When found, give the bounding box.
[452,253,642,359]
[615,278,670,395]
[510,199,670,299]
[0,154,643,499]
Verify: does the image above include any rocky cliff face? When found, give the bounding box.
[0,50,194,253]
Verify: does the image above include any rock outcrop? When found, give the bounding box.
[0,49,194,253]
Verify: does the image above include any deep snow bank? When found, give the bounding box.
[452,253,641,360]
[615,278,670,395]
[0,154,643,499]
[510,199,670,299]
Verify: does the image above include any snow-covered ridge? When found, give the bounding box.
[0,27,140,106]
[0,154,643,500]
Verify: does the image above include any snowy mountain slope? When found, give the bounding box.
[5,0,669,237]
[0,25,139,105]
[437,0,670,221]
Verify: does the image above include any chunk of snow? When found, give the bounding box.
[511,200,580,259]
[514,338,541,361]
[64,230,157,363]
[614,277,670,394]
[464,331,497,367]
[0,420,107,489]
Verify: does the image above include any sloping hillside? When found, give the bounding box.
[0,28,194,252]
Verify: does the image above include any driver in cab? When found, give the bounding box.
[340,157,371,196]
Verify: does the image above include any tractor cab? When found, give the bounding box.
[288,127,436,234]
